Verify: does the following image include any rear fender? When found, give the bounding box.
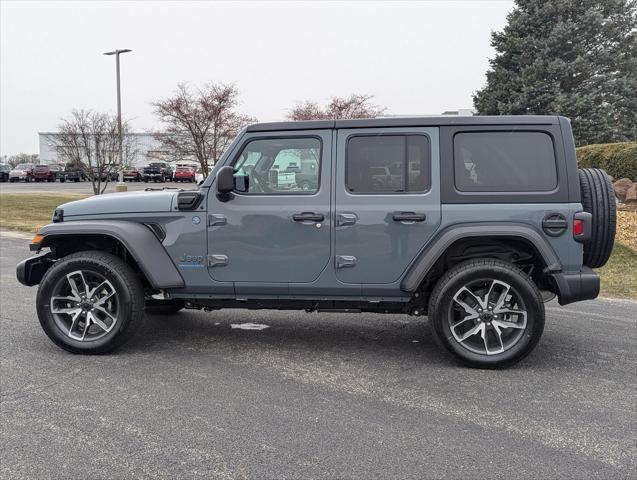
[401,223,561,292]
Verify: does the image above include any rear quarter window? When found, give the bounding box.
[453,131,558,192]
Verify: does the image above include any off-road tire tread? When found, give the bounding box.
[579,168,616,268]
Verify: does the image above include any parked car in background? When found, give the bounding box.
[89,167,119,182]
[9,163,35,182]
[0,164,10,182]
[32,165,56,182]
[48,165,63,181]
[60,164,85,182]
[142,162,172,182]
[174,166,196,183]
[195,165,213,184]
[123,166,142,182]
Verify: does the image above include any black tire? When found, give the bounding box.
[428,259,545,369]
[145,299,185,315]
[36,251,145,354]
[579,168,616,268]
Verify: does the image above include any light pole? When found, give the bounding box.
[103,49,132,187]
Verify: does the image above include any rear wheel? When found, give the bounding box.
[428,259,544,369]
[579,168,616,268]
[36,251,145,354]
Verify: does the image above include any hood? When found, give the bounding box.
[59,190,178,218]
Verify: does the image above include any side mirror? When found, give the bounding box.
[216,166,235,193]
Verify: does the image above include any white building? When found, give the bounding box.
[38,132,170,167]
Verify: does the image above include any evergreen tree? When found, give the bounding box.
[474,0,636,145]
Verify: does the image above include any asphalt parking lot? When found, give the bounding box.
[0,180,196,195]
[1,233,635,479]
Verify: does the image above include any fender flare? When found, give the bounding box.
[37,221,185,289]
[400,223,561,292]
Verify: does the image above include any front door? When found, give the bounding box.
[207,131,332,286]
[334,127,441,284]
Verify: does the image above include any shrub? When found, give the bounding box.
[576,142,637,181]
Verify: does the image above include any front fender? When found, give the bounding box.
[35,221,185,289]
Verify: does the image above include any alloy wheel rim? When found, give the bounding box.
[448,279,527,356]
[50,270,119,341]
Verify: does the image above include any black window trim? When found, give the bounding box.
[440,124,570,204]
[452,129,560,194]
[230,134,324,196]
[344,132,432,195]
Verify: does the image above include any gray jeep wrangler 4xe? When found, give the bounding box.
[17,116,616,368]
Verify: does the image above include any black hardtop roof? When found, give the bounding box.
[246,115,563,132]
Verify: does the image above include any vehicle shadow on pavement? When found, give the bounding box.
[125,310,452,364]
[119,310,564,370]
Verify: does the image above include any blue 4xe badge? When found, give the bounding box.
[192,216,201,225]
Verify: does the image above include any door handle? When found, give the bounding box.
[392,212,426,222]
[292,212,324,223]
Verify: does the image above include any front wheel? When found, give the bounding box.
[36,251,145,354]
[428,259,544,369]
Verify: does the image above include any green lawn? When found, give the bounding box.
[0,193,87,232]
[1,192,636,300]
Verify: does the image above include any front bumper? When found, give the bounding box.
[16,253,55,286]
[550,267,600,305]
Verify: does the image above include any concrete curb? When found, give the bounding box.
[0,229,33,240]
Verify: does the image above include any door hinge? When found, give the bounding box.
[208,254,229,267]
[335,255,357,269]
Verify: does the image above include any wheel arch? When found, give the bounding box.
[35,221,184,289]
[401,223,561,293]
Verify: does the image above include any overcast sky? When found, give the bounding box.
[0,0,513,156]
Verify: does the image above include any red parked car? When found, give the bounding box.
[174,166,196,183]
[32,165,56,182]
[123,167,142,182]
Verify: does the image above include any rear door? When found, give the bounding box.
[334,127,441,284]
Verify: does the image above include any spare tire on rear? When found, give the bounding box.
[579,168,616,268]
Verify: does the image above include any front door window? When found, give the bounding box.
[233,137,321,194]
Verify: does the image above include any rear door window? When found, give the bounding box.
[453,131,557,192]
[346,135,430,194]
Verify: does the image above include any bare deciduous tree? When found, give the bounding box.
[152,83,256,177]
[288,94,386,121]
[49,109,138,195]
[6,153,38,168]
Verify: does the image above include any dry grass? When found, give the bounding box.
[0,193,87,232]
[597,243,637,299]
[599,210,637,299]
[616,210,637,250]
